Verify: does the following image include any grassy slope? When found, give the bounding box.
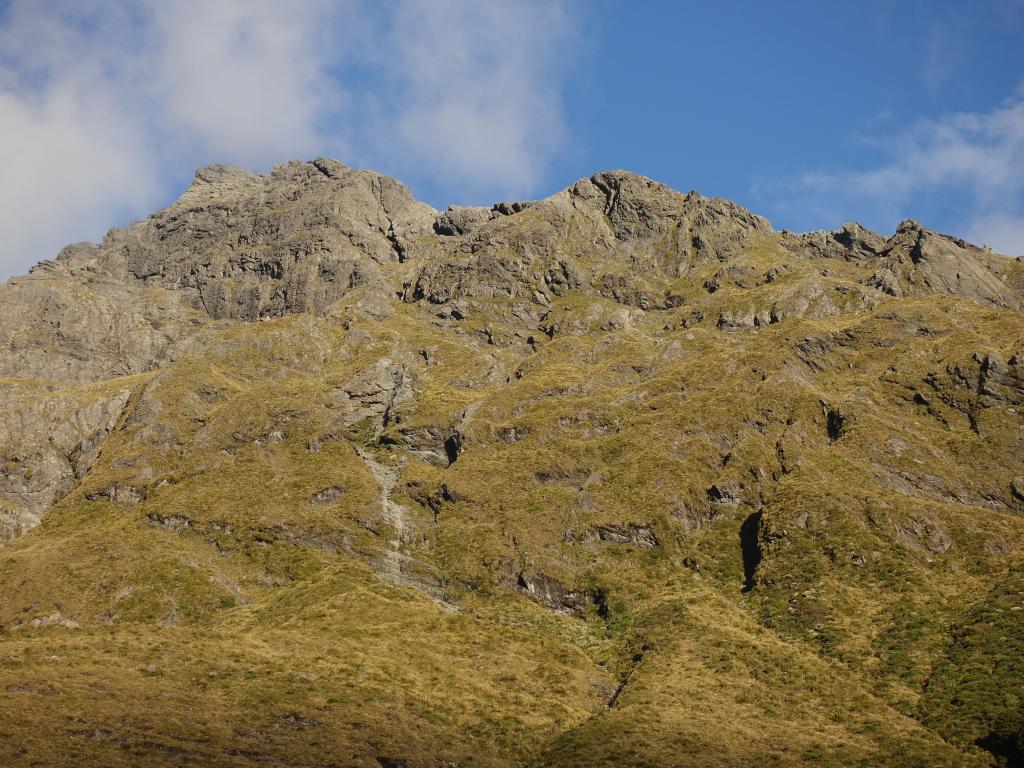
[0,238,1022,766]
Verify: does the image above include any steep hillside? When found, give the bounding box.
[1,158,1022,767]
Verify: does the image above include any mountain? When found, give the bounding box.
[1,158,1022,767]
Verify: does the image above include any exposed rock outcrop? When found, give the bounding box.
[0,157,1022,768]
[0,158,1021,549]
[38,158,437,323]
[0,386,132,542]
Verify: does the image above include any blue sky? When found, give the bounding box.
[1,1,1023,279]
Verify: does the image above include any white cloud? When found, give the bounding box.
[764,87,1024,256]
[0,4,160,281]
[0,0,350,279]
[0,0,575,279]
[374,0,573,198]
[146,0,350,166]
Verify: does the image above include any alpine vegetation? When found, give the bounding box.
[1,159,1022,767]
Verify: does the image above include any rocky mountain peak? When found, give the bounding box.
[0,156,1023,766]
[190,161,255,186]
[3,158,1021,386]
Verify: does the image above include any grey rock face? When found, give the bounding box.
[1011,477,1024,503]
[0,269,203,383]
[590,523,659,547]
[866,267,903,297]
[0,385,131,543]
[0,157,1022,546]
[881,220,1019,308]
[48,158,436,322]
[339,358,413,434]
[4,161,1017,386]
[794,219,1019,309]
[434,205,492,236]
[790,219,1020,309]
[408,170,775,311]
[717,308,773,329]
[791,222,887,262]
[978,352,1024,406]
[513,568,592,615]
[0,158,438,383]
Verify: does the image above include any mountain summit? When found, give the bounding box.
[1,159,1022,767]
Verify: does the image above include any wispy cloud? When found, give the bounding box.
[921,21,960,92]
[145,1,352,166]
[369,0,574,199]
[760,86,1024,255]
[0,1,576,279]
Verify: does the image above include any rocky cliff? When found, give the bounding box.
[0,159,1022,767]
